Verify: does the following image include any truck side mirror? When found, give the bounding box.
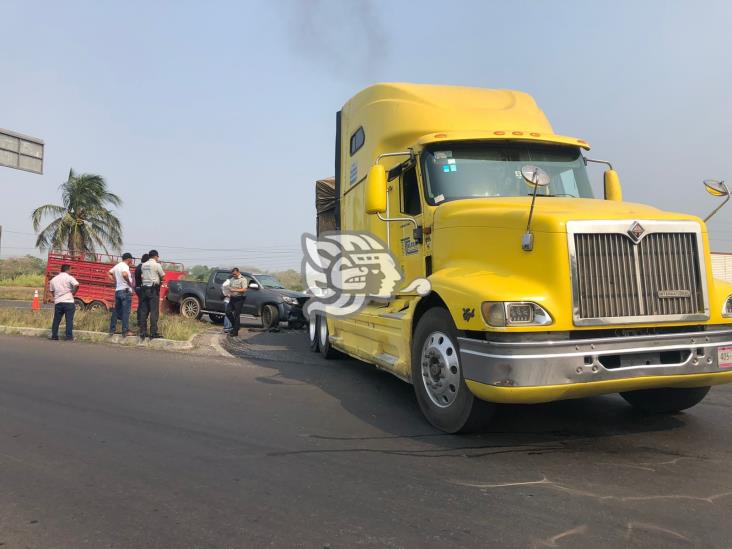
[604,169,623,201]
[365,165,387,214]
[703,179,729,222]
[248,282,260,290]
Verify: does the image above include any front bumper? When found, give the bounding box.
[279,302,305,323]
[459,327,732,404]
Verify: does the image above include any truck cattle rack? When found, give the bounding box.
[44,251,186,312]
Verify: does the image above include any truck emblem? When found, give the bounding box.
[462,307,475,321]
[658,290,692,298]
[301,231,431,318]
[627,221,645,242]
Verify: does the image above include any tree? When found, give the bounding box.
[32,168,123,255]
[189,265,214,281]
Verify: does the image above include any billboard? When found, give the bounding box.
[0,128,44,174]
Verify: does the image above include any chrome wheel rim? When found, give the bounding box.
[319,316,328,348]
[420,331,461,408]
[182,299,199,318]
[309,315,317,342]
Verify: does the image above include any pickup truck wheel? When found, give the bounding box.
[620,386,711,414]
[261,304,279,330]
[318,315,341,358]
[307,314,319,352]
[412,308,494,433]
[88,300,107,313]
[180,297,202,320]
[209,313,225,325]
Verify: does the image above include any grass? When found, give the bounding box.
[0,274,45,287]
[0,309,208,341]
[0,286,40,300]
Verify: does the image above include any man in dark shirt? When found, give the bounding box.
[134,253,149,328]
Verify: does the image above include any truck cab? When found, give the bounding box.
[312,82,732,433]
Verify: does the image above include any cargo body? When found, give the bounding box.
[310,83,732,432]
[44,251,186,312]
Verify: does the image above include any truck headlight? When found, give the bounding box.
[282,296,298,305]
[723,295,732,318]
[481,301,553,327]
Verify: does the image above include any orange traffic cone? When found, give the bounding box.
[32,289,41,311]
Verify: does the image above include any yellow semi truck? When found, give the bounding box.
[309,83,732,433]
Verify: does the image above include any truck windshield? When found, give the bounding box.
[422,141,593,204]
[256,275,285,289]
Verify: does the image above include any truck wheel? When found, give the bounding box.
[180,297,202,319]
[209,313,225,325]
[88,300,107,313]
[261,304,279,330]
[307,314,320,352]
[74,298,85,311]
[318,315,341,359]
[620,386,711,414]
[411,308,494,433]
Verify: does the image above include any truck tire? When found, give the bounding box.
[620,386,711,414]
[209,313,225,325]
[74,298,85,311]
[261,304,279,330]
[318,315,341,359]
[411,308,495,433]
[180,296,202,320]
[88,300,107,313]
[307,314,319,352]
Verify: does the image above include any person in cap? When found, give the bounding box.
[48,264,79,341]
[139,249,166,339]
[134,253,149,326]
[107,252,136,336]
[225,268,248,337]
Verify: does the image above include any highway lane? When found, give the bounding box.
[1,332,731,548]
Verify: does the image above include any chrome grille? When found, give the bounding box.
[572,226,707,323]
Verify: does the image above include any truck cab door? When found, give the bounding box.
[206,271,229,312]
[389,165,425,288]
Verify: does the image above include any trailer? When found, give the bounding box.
[44,251,186,312]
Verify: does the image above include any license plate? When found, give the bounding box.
[719,347,732,368]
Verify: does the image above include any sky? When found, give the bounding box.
[1,0,732,270]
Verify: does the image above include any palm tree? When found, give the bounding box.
[32,168,123,256]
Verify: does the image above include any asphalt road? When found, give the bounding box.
[1,333,732,548]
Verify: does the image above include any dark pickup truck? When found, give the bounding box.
[167,270,308,330]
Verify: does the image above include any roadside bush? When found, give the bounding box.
[0,273,45,287]
[0,256,45,279]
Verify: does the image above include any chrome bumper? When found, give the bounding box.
[459,328,732,388]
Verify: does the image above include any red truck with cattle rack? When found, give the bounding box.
[43,251,186,312]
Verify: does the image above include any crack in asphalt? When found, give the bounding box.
[451,476,732,504]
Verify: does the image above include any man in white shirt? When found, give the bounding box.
[221,277,232,334]
[107,252,135,336]
[48,264,80,341]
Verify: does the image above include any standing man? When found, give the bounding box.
[221,276,232,334]
[139,250,165,340]
[108,252,135,336]
[48,264,79,341]
[134,253,149,327]
[225,268,248,337]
